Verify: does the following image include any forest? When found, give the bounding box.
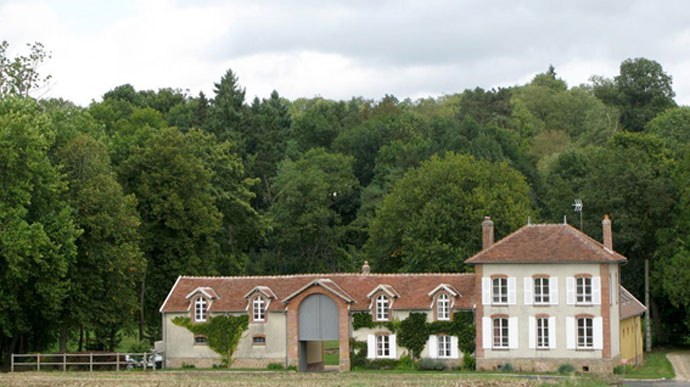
[1,41,689,363]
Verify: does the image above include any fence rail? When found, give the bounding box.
[10,352,162,372]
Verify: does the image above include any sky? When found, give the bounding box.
[2,0,690,106]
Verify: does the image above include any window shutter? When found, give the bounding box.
[482,277,491,305]
[482,317,492,349]
[451,336,459,359]
[593,317,603,350]
[550,277,559,305]
[508,277,517,305]
[566,277,575,305]
[428,335,438,359]
[524,277,533,305]
[508,317,518,349]
[549,317,557,349]
[528,316,536,349]
[367,335,376,359]
[566,317,575,349]
[390,334,398,359]
[592,277,602,305]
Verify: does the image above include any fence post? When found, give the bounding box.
[10,354,14,373]
[63,353,67,372]
[89,353,93,372]
[37,353,40,371]
[143,352,147,371]
[116,352,120,371]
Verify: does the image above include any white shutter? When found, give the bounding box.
[566,277,575,305]
[482,277,491,305]
[550,277,559,305]
[482,317,492,349]
[528,316,536,349]
[390,334,398,359]
[508,277,517,305]
[524,277,533,305]
[549,317,557,349]
[367,335,376,359]
[592,277,601,305]
[450,336,459,359]
[508,317,518,349]
[593,317,603,350]
[566,317,575,349]
[428,335,438,359]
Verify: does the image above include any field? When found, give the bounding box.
[0,371,611,387]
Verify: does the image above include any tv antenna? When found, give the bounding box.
[572,199,583,231]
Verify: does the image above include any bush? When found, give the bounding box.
[419,358,447,371]
[127,340,152,354]
[267,363,284,370]
[286,365,297,371]
[499,362,514,372]
[395,354,416,370]
[349,339,368,368]
[462,353,475,370]
[181,362,196,369]
[613,364,633,375]
[558,363,575,374]
[368,359,399,370]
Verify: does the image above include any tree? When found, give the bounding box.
[366,153,533,273]
[0,41,51,97]
[646,106,690,155]
[206,69,247,142]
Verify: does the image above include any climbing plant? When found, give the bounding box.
[173,315,249,367]
[352,312,399,332]
[397,313,429,359]
[427,311,476,354]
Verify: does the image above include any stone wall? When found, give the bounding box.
[476,356,619,374]
[167,357,286,369]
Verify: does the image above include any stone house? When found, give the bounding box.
[158,215,645,373]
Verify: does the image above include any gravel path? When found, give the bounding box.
[667,351,690,382]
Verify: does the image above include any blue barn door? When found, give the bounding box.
[298,294,339,341]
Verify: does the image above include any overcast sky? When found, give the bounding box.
[2,0,690,106]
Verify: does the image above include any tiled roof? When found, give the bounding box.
[465,224,627,264]
[620,286,647,320]
[160,273,476,313]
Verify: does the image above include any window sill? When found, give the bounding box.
[575,303,594,307]
[532,303,552,307]
[491,347,510,351]
[491,303,509,306]
[576,347,595,351]
[536,347,551,351]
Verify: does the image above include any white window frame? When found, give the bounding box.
[376,334,390,357]
[253,295,265,322]
[536,317,549,349]
[437,294,450,321]
[437,335,452,358]
[534,277,550,304]
[492,278,508,304]
[194,297,207,322]
[577,317,594,349]
[376,295,389,321]
[493,318,509,348]
[576,277,593,304]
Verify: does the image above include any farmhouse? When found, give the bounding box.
[159,215,645,373]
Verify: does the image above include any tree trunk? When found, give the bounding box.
[78,326,84,352]
[139,269,147,341]
[60,326,68,353]
[109,327,116,352]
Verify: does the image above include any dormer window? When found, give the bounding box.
[376,294,389,321]
[194,297,207,322]
[253,295,266,322]
[437,294,450,320]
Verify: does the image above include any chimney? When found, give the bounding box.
[482,216,494,250]
[602,215,613,251]
[362,261,371,274]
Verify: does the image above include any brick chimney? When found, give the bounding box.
[602,215,613,251]
[482,216,494,250]
[362,261,371,274]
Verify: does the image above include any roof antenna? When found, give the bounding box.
[572,199,583,231]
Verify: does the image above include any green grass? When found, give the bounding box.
[323,340,339,350]
[623,350,675,379]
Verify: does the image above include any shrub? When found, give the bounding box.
[462,353,475,370]
[286,365,297,371]
[395,354,416,370]
[267,363,284,370]
[613,364,633,374]
[181,362,196,369]
[349,339,368,368]
[558,363,575,374]
[127,340,151,354]
[419,358,446,371]
[499,362,514,372]
[368,359,399,370]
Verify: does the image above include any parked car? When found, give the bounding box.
[125,351,163,370]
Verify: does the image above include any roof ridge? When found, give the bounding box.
[465,223,530,263]
[179,272,476,280]
[562,224,624,260]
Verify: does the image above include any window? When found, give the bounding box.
[492,278,508,304]
[194,336,207,344]
[577,317,593,349]
[252,336,266,345]
[576,277,592,304]
[253,295,266,322]
[437,294,450,320]
[376,335,390,357]
[493,318,508,348]
[537,317,549,348]
[194,297,207,322]
[376,295,389,321]
[438,335,452,358]
[534,278,550,304]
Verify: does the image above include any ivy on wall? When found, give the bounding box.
[352,312,400,332]
[172,315,249,367]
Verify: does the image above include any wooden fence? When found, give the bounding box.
[10,352,162,372]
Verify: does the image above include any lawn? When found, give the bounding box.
[0,370,609,386]
[324,340,339,366]
[623,350,675,379]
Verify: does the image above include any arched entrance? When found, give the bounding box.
[298,294,339,371]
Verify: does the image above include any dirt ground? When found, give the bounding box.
[0,371,547,387]
[666,351,690,382]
